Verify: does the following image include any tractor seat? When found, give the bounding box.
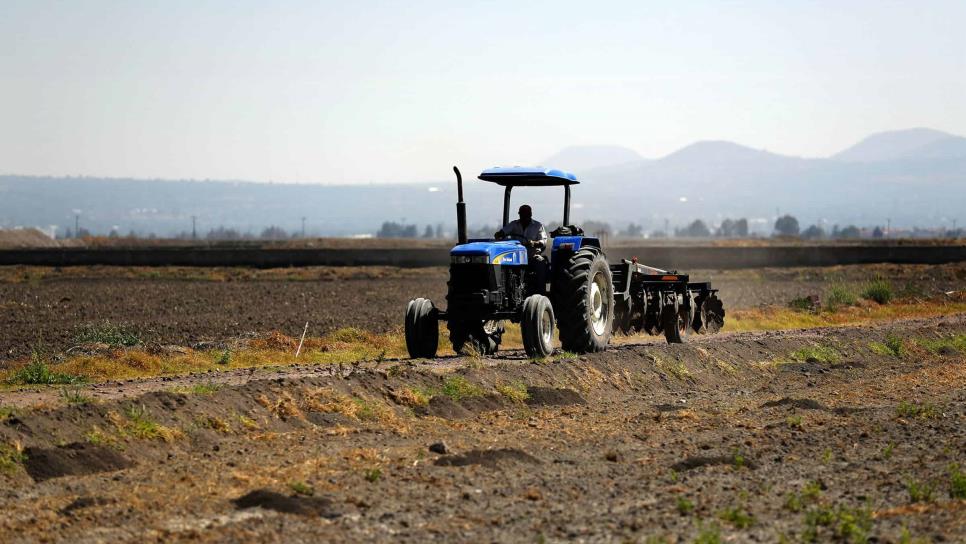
[550,225,584,237]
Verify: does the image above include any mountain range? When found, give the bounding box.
[1,128,964,237]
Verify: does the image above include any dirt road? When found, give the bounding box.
[0,315,963,542]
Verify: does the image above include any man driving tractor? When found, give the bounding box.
[495,204,548,293]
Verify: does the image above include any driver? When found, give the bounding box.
[495,204,548,294]
[494,204,548,256]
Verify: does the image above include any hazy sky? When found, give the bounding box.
[2,1,965,184]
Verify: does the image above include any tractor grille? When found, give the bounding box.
[448,264,492,295]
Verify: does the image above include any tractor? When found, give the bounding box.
[404,166,725,359]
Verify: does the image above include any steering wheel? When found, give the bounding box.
[504,234,531,246]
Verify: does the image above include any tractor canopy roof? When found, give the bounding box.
[478,166,579,186]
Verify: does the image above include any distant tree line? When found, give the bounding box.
[376,222,446,239]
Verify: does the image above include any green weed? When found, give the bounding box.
[496,381,529,403]
[789,295,818,312]
[60,386,92,405]
[882,443,894,460]
[121,404,180,441]
[870,333,904,357]
[0,443,26,473]
[217,349,232,365]
[917,334,966,355]
[74,322,141,347]
[801,504,872,544]
[825,284,857,310]
[692,522,721,544]
[906,478,935,503]
[822,448,833,465]
[896,401,939,419]
[364,467,382,482]
[786,415,803,429]
[785,481,822,512]
[84,426,117,448]
[188,381,221,395]
[289,481,314,496]
[791,345,840,364]
[718,506,754,529]
[441,376,484,401]
[947,463,965,499]
[861,279,893,304]
[7,354,86,385]
[676,497,695,515]
[732,450,747,469]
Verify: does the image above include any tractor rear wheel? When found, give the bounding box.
[554,247,613,353]
[521,294,555,358]
[405,298,439,358]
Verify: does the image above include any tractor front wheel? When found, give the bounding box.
[405,298,439,358]
[521,294,555,358]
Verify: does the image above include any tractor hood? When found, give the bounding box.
[450,240,528,265]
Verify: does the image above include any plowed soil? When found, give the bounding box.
[0,315,964,542]
[2,262,964,362]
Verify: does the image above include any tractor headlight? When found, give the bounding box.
[451,255,489,264]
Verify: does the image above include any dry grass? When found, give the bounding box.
[1,296,962,388]
[725,299,966,332]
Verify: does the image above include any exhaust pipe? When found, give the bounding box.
[454,166,467,245]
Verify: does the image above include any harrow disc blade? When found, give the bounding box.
[701,294,725,334]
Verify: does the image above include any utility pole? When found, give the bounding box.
[886,218,891,239]
[191,216,197,240]
[74,213,80,238]
[301,217,306,238]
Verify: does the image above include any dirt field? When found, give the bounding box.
[2,263,964,363]
[0,315,963,542]
[0,263,964,542]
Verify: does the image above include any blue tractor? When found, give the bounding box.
[405,166,725,358]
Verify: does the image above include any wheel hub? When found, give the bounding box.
[590,274,607,336]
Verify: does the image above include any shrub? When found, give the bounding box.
[789,295,818,312]
[719,506,754,529]
[496,382,529,403]
[825,284,857,309]
[676,497,695,515]
[906,479,935,503]
[441,376,484,401]
[791,345,840,364]
[802,504,872,543]
[7,354,85,385]
[0,443,26,473]
[896,401,938,419]
[861,279,893,304]
[74,322,141,347]
[948,463,966,499]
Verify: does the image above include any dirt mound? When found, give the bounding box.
[525,387,586,406]
[434,448,540,468]
[670,455,757,472]
[232,489,340,518]
[760,397,826,410]
[416,396,473,419]
[23,443,133,482]
[60,496,114,516]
